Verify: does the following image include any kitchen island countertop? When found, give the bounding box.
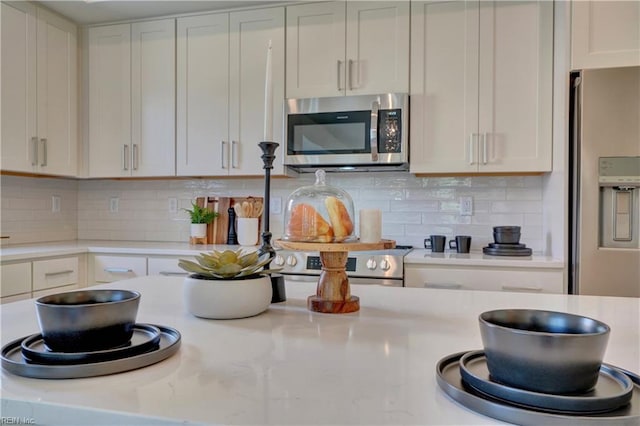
[1,278,638,425]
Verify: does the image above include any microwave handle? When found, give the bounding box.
[370,101,379,162]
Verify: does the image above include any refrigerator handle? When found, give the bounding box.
[570,73,582,294]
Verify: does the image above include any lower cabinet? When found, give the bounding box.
[91,255,147,284]
[404,264,564,294]
[147,256,194,277]
[1,255,85,304]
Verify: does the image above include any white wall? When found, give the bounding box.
[1,173,547,253]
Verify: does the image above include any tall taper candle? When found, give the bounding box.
[263,40,273,141]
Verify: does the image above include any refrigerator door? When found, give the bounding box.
[573,67,640,297]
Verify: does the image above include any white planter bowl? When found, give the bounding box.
[183,275,272,319]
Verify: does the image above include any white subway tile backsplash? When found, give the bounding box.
[1,173,546,253]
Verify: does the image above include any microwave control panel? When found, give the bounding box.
[378,109,402,153]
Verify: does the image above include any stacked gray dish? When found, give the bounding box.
[483,226,532,256]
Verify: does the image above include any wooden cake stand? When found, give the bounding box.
[275,239,396,314]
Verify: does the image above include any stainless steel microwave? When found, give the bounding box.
[284,93,408,172]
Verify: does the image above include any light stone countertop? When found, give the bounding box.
[405,249,564,268]
[1,277,638,425]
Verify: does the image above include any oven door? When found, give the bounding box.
[282,273,404,287]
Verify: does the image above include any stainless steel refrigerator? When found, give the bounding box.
[569,67,640,297]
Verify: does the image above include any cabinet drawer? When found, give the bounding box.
[0,263,32,297]
[93,255,147,283]
[32,257,79,291]
[147,257,194,277]
[33,283,78,299]
[405,265,563,294]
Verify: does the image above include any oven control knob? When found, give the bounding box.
[379,259,391,271]
[274,254,285,266]
[366,258,377,270]
[286,255,297,267]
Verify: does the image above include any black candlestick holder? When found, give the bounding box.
[258,141,286,303]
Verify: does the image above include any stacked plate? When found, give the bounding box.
[1,323,181,379]
[436,351,640,424]
[483,226,532,256]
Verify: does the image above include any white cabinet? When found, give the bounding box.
[572,1,640,70]
[1,2,77,176]
[88,19,175,177]
[147,256,195,276]
[405,264,564,294]
[1,255,84,303]
[286,1,409,98]
[410,0,553,174]
[91,255,147,284]
[177,8,285,177]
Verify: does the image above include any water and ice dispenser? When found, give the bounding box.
[599,157,640,249]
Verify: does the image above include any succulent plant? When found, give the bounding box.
[178,249,280,280]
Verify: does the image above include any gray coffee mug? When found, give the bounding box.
[424,235,446,252]
[449,235,472,253]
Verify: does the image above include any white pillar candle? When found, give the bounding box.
[263,40,273,141]
[359,209,382,243]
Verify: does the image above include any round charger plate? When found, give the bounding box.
[459,350,634,414]
[436,351,640,425]
[483,246,532,256]
[21,324,161,365]
[488,243,527,249]
[2,325,180,379]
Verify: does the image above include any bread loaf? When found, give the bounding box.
[324,196,353,241]
[286,203,334,242]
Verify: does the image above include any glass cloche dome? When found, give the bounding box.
[282,169,355,243]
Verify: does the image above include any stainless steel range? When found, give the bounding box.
[273,246,413,287]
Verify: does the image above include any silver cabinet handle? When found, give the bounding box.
[104,267,133,273]
[424,283,463,290]
[132,144,139,170]
[231,140,238,168]
[159,271,189,276]
[31,137,39,166]
[40,138,47,166]
[370,101,379,162]
[501,285,543,292]
[337,60,343,91]
[123,145,129,170]
[469,134,476,165]
[221,141,227,169]
[44,269,74,277]
[482,133,488,165]
[348,59,353,90]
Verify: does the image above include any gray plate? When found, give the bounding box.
[483,246,532,256]
[2,325,180,379]
[21,324,161,365]
[459,350,634,414]
[436,351,640,425]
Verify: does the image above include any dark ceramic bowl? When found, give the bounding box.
[479,309,610,394]
[35,289,141,352]
[493,226,521,244]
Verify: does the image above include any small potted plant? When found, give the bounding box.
[184,202,218,244]
[179,249,279,319]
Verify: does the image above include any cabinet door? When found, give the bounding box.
[229,8,285,176]
[286,1,346,98]
[92,255,147,283]
[572,1,640,70]
[1,2,37,173]
[32,256,79,291]
[0,262,32,298]
[131,19,175,177]
[88,24,131,178]
[36,8,77,176]
[410,0,479,174]
[345,1,410,95]
[148,256,195,276]
[176,14,229,176]
[478,1,553,172]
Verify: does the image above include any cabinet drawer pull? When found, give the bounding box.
[424,283,462,290]
[348,59,353,90]
[44,269,74,277]
[337,60,343,91]
[104,267,133,273]
[40,138,47,167]
[32,137,39,166]
[221,141,227,169]
[482,133,488,165]
[501,285,542,292]
[469,134,475,165]
[159,271,189,276]
[132,144,139,170]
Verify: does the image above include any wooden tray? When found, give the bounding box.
[195,196,263,244]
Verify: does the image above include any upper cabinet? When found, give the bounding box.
[572,1,640,70]
[1,2,77,176]
[176,8,285,177]
[88,19,175,178]
[286,1,409,98]
[410,0,553,174]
